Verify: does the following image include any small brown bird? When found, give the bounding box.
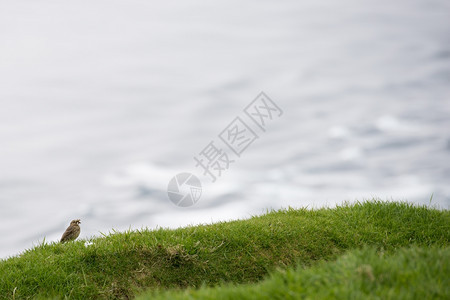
[60,219,81,243]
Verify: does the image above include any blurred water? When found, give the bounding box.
[0,0,449,258]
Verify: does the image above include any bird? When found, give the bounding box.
[60,219,81,243]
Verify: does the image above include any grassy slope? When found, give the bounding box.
[142,246,450,300]
[0,200,448,299]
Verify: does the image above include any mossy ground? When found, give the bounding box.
[0,200,448,299]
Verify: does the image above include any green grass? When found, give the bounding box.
[0,200,448,299]
[141,246,450,300]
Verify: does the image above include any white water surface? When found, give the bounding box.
[0,0,449,258]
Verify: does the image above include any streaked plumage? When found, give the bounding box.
[60,219,81,243]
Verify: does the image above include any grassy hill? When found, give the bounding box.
[0,200,448,299]
[141,246,449,299]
